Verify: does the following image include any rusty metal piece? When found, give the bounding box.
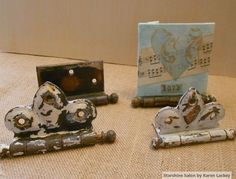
[0,130,116,158]
[75,93,119,106]
[131,96,181,108]
[131,94,215,108]
[36,61,118,106]
[5,82,97,137]
[152,87,235,149]
[152,128,235,149]
[2,82,116,158]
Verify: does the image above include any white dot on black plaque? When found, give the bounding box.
[69,69,74,76]
[92,78,97,85]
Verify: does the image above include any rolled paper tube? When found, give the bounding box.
[85,93,119,106]
[0,130,116,158]
[152,128,235,149]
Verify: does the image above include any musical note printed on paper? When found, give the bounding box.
[137,22,215,96]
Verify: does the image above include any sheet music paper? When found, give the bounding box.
[137,22,215,96]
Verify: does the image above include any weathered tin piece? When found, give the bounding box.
[0,130,116,158]
[131,94,216,108]
[131,96,181,108]
[36,61,118,106]
[1,82,116,158]
[152,87,235,149]
[152,128,235,149]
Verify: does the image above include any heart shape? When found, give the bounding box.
[151,28,202,80]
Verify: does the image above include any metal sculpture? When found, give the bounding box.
[0,82,116,158]
[152,87,235,149]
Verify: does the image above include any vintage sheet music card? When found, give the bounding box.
[137,22,215,97]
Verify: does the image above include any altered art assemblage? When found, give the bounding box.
[0,22,235,158]
[0,82,116,158]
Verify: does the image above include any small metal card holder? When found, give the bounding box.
[152,87,235,149]
[36,61,118,106]
[0,82,116,158]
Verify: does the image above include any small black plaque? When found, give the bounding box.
[37,61,104,97]
[36,61,118,106]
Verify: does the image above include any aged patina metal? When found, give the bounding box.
[36,61,118,106]
[0,130,116,158]
[152,128,235,149]
[131,94,216,108]
[152,87,235,149]
[77,92,119,106]
[131,96,181,108]
[1,82,116,158]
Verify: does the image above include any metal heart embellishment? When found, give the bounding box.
[155,88,225,134]
[151,28,202,80]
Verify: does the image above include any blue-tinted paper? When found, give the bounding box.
[137,22,215,96]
